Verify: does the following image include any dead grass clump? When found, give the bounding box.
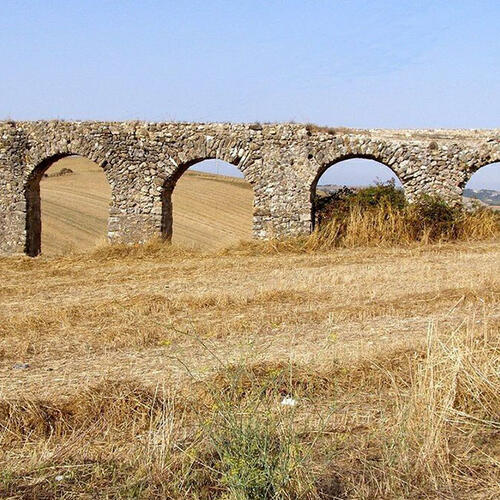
[0,381,166,443]
[304,123,358,136]
[309,204,414,249]
[311,188,500,250]
[91,237,199,261]
[205,361,336,402]
[342,320,500,499]
[459,205,500,240]
[204,347,423,404]
[220,236,311,256]
[225,202,499,256]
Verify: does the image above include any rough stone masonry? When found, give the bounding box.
[0,121,498,255]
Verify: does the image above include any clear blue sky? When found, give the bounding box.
[1,0,498,188]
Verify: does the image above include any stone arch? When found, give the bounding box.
[160,155,256,242]
[310,153,405,229]
[24,150,111,256]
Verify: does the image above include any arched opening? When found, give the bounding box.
[162,159,253,250]
[462,162,500,210]
[312,157,403,229]
[25,155,111,256]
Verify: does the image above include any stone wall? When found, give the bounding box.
[0,121,498,255]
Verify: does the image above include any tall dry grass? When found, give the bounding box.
[348,319,500,498]
[308,203,500,250]
[227,203,499,256]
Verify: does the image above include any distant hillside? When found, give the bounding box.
[319,184,500,208]
[463,188,500,206]
[317,184,343,195]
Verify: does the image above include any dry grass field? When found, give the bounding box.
[1,157,498,498]
[40,156,253,255]
[0,237,499,498]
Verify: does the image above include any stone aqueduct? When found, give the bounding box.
[0,120,498,256]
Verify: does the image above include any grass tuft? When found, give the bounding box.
[91,236,200,260]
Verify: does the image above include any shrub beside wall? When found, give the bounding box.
[312,181,499,248]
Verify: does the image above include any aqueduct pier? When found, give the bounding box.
[0,121,498,255]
